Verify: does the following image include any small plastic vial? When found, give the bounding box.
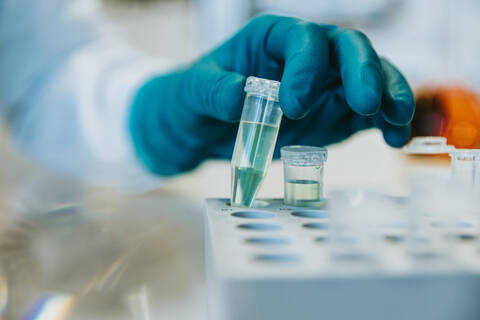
[230,77,282,208]
[281,145,328,207]
[449,149,480,191]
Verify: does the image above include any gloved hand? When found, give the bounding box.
[130,15,415,176]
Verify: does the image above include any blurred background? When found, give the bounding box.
[0,0,479,318]
[99,0,480,196]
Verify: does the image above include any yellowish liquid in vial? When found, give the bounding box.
[231,121,279,207]
[284,179,325,208]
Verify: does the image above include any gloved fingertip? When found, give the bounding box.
[279,86,311,120]
[346,82,382,117]
[359,87,382,115]
[355,66,382,115]
[382,96,415,126]
[383,125,411,148]
[343,61,383,116]
[216,73,246,122]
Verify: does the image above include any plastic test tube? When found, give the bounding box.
[230,77,282,208]
[281,145,328,207]
[449,149,480,192]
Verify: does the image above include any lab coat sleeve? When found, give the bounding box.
[0,0,172,192]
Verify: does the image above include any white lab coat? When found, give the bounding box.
[0,0,172,191]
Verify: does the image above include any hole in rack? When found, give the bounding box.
[254,253,300,263]
[457,234,477,241]
[291,211,328,219]
[245,237,290,246]
[333,236,358,245]
[332,252,370,262]
[431,221,474,228]
[445,233,478,241]
[410,251,441,260]
[315,236,328,243]
[458,222,474,228]
[238,223,282,231]
[431,222,444,228]
[302,222,327,230]
[232,211,275,219]
[384,234,405,243]
[412,237,430,245]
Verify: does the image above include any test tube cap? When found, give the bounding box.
[449,148,480,160]
[244,76,280,101]
[403,136,455,154]
[281,145,328,166]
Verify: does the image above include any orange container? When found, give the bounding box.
[412,86,480,149]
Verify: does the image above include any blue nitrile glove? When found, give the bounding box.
[130,15,415,176]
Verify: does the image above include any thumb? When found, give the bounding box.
[180,67,246,122]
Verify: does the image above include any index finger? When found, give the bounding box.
[380,58,415,125]
[329,28,384,116]
[263,16,330,120]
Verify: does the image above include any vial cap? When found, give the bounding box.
[403,136,455,154]
[244,76,280,101]
[281,145,328,166]
[449,149,480,161]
